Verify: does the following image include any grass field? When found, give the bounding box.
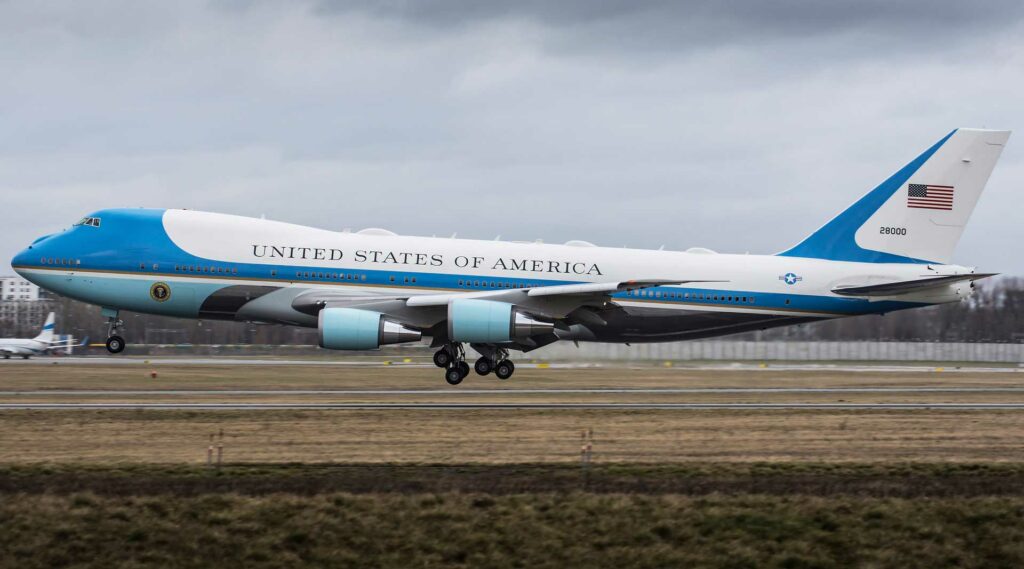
[4,362,1024,567]
[3,463,1024,568]
[3,363,1024,464]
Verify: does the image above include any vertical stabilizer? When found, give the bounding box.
[779,128,1010,264]
[33,312,55,343]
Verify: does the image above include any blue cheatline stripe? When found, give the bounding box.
[42,324,54,330]
[778,129,957,264]
[18,207,926,319]
[23,265,923,317]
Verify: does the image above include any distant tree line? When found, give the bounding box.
[3,278,1021,344]
[746,277,1024,343]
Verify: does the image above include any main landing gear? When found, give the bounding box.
[104,310,126,354]
[473,347,515,380]
[434,343,470,385]
[433,343,516,385]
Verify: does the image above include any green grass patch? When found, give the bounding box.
[4,463,1024,567]
[3,492,1024,568]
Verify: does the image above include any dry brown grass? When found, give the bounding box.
[3,408,1024,464]
[3,363,1024,465]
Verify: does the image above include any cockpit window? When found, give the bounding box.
[74,217,101,228]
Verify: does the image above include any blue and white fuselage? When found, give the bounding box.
[10,128,1011,382]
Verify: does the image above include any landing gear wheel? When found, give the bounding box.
[105,335,126,354]
[474,357,493,376]
[433,349,452,368]
[444,367,465,385]
[457,361,470,378]
[494,360,515,380]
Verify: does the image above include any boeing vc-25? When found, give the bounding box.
[12,129,1009,383]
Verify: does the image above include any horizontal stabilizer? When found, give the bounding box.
[832,273,996,297]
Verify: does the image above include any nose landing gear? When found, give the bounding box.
[104,309,126,354]
[105,335,125,354]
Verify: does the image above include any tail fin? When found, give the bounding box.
[33,312,55,343]
[779,128,1010,264]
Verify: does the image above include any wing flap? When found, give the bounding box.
[405,279,723,306]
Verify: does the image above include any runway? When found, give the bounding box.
[2,357,1021,373]
[6,386,1024,396]
[5,402,1024,410]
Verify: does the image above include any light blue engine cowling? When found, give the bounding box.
[318,307,421,350]
[448,299,553,343]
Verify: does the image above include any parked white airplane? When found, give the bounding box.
[0,312,56,359]
[11,128,1010,383]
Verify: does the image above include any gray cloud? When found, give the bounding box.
[1,0,1023,276]
[313,0,1024,55]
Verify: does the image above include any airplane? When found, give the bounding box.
[0,312,57,359]
[10,128,1010,384]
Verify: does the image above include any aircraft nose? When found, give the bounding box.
[11,232,55,276]
[11,246,33,273]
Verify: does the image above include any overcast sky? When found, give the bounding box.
[2,0,1023,274]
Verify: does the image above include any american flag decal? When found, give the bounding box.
[907,184,954,210]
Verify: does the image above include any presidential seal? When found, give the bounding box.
[150,282,171,302]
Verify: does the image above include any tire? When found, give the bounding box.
[106,335,126,354]
[444,367,464,385]
[458,361,470,378]
[494,360,514,380]
[433,350,451,368]
[474,357,493,376]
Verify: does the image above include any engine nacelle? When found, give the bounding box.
[448,299,553,343]
[318,307,421,350]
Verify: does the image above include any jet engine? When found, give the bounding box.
[448,299,553,343]
[318,307,421,350]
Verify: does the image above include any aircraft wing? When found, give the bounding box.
[292,278,723,322]
[404,279,721,307]
[831,273,997,297]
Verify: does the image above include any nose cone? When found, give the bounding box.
[11,246,33,275]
